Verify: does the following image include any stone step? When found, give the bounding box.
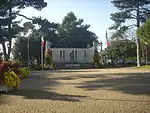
[53,63,93,69]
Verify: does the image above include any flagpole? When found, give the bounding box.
[41,36,44,70]
[106,30,109,47]
[28,37,30,68]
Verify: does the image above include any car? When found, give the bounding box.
[125,60,136,65]
[115,59,124,66]
[141,60,150,65]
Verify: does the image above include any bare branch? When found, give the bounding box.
[12,13,33,20]
[125,24,137,29]
[16,13,33,20]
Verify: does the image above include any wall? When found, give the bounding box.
[51,47,94,63]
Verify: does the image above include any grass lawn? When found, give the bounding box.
[138,65,150,68]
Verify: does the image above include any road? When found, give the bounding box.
[0,68,150,113]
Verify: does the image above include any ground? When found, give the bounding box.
[0,68,150,113]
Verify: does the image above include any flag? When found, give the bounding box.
[106,41,109,47]
[106,30,109,47]
[41,37,44,47]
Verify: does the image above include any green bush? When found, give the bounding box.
[0,61,30,89]
[93,50,100,68]
[44,48,53,69]
[2,70,20,88]
[18,68,30,79]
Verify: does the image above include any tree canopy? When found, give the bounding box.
[12,12,99,65]
[110,0,150,66]
[105,39,137,63]
[0,0,47,60]
[58,12,99,48]
[137,18,150,46]
[110,0,150,30]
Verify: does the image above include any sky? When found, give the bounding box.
[19,0,118,48]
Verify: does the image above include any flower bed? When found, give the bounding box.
[0,61,30,93]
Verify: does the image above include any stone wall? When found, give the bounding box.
[51,47,94,63]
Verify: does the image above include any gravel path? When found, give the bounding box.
[0,68,150,113]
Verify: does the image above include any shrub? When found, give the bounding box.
[2,70,20,88]
[44,48,53,69]
[93,50,100,68]
[0,62,11,74]
[10,61,21,68]
[10,61,21,75]
[0,62,11,84]
[0,61,29,89]
[18,68,29,79]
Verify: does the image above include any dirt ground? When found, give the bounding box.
[0,67,150,113]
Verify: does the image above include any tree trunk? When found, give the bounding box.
[136,2,141,67]
[7,4,12,60]
[1,42,8,60]
[7,40,12,60]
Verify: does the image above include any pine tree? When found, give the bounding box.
[0,4,22,60]
[0,0,47,60]
[110,0,150,67]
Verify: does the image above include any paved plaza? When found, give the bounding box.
[0,68,150,113]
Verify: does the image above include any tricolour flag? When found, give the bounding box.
[106,30,109,47]
[106,41,109,47]
[41,37,44,47]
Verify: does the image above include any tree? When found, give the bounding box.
[32,12,99,49]
[137,18,150,63]
[105,39,136,63]
[0,0,47,60]
[44,48,52,69]
[0,0,6,7]
[110,30,125,40]
[58,12,99,48]
[13,18,60,65]
[93,49,100,68]
[13,33,41,66]
[13,36,28,62]
[0,7,23,60]
[137,18,150,45]
[13,12,100,65]
[0,0,47,10]
[110,0,150,67]
[32,17,60,48]
[13,21,42,66]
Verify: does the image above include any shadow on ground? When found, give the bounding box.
[6,70,150,102]
[76,74,107,79]
[51,69,100,73]
[8,71,87,102]
[76,72,150,96]
[9,89,87,102]
[91,98,150,102]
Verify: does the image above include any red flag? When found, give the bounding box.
[106,41,109,47]
[105,30,109,47]
[41,37,44,47]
